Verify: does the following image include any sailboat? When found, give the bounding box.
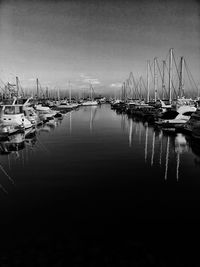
[57,82,79,110]
[82,84,98,106]
[155,105,196,130]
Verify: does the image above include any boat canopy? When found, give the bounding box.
[1,105,24,115]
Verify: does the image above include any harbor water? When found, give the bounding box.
[0,104,200,264]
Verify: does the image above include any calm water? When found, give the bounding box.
[1,104,200,263]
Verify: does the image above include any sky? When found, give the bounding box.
[0,0,200,96]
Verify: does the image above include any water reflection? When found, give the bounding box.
[144,123,148,162]
[125,114,193,181]
[0,117,63,194]
[89,106,97,132]
[128,119,132,147]
[0,105,200,195]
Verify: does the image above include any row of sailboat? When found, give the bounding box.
[110,48,200,139]
[111,96,200,140]
[0,88,104,138]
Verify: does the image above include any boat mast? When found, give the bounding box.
[147,60,150,103]
[69,81,71,103]
[179,57,184,98]
[36,78,39,99]
[139,77,142,100]
[168,48,173,104]
[162,60,166,100]
[154,57,158,102]
[90,83,93,100]
[16,76,19,99]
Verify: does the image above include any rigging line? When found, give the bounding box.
[130,72,138,90]
[156,59,163,81]
[0,78,6,87]
[164,50,170,65]
[172,50,181,80]
[141,77,147,92]
[0,184,8,194]
[184,60,199,91]
[149,62,154,81]
[0,85,6,93]
[135,79,140,98]
[164,63,178,98]
[184,63,196,93]
[0,162,14,184]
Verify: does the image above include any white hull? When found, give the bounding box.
[57,103,79,109]
[82,101,98,106]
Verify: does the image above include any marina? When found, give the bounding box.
[1,0,200,265]
[0,104,200,264]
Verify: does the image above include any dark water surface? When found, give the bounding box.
[1,104,200,265]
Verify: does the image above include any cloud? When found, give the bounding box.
[79,73,101,85]
[110,83,122,88]
[28,78,36,81]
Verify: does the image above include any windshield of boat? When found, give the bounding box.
[182,111,194,116]
[3,106,23,115]
[161,110,179,120]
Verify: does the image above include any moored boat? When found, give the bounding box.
[81,100,99,106]
[0,104,33,130]
[155,105,196,131]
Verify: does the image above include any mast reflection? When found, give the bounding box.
[144,123,148,162]
[126,117,192,181]
[164,136,170,180]
[174,133,189,181]
[128,119,133,147]
[89,106,97,132]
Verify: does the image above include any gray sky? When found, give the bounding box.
[0,0,199,95]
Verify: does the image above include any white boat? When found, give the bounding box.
[155,105,196,129]
[179,108,200,135]
[82,84,99,106]
[57,101,79,109]
[82,100,98,106]
[23,106,40,125]
[187,108,200,139]
[0,104,32,130]
[35,104,57,121]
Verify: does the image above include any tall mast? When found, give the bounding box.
[90,83,93,100]
[16,76,19,99]
[139,77,142,100]
[57,89,60,101]
[179,57,184,98]
[69,81,71,103]
[162,60,166,100]
[154,57,158,102]
[46,87,49,99]
[36,78,39,99]
[168,48,173,104]
[147,60,150,103]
